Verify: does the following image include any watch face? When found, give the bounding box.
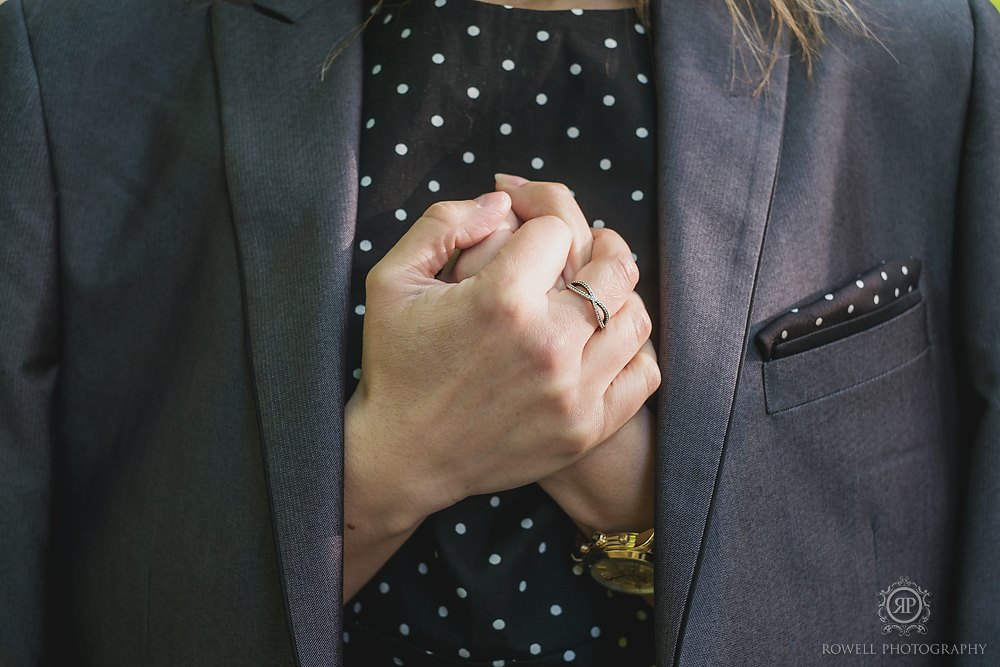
[590,558,654,595]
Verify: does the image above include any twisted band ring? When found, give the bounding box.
[566,280,611,330]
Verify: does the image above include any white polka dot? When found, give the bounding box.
[430,114,444,127]
[566,126,580,138]
[856,279,865,288]
[873,294,880,304]
[635,127,649,138]
[518,580,527,592]
[395,143,408,156]
[395,83,408,94]
[599,158,612,170]
[354,304,366,316]
[431,52,445,64]
[603,94,616,106]
[467,86,480,99]
[538,542,547,553]
[434,0,446,6]
[463,151,476,164]
[371,64,382,75]
[815,317,823,326]
[529,643,542,655]
[880,271,889,281]
[631,252,638,262]
[378,582,390,593]
[537,30,550,41]
[417,562,428,575]
[456,587,468,598]
[572,564,584,576]
[908,285,914,292]
[488,553,502,565]
[501,58,515,71]
[791,308,799,313]
[492,618,506,630]
[848,304,855,314]
[571,7,583,14]
[499,122,513,135]
[394,208,407,221]
[520,517,534,529]
[563,650,576,662]
[454,522,466,535]
[536,93,548,105]
[605,37,618,48]
[569,63,582,75]
[631,190,644,202]
[550,604,562,616]
[365,117,375,129]
[531,157,544,170]
[467,25,480,37]
[438,605,448,617]
[780,330,788,339]
[489,495,501,508]
[399,623,410,636]
[636,609,648,621]
[428,180,440,192]
[360,175,372,187]
[634,22,646,34]
[352,601,362,614]
[393,659,404,667]
[590,626,601,638]
[824,293,834,300]
[382,12,392,23]
[343,631,350,643]
[458,648,471,658]
[618,637,628,648]
[637,72,649,84]
[894,287,900,297]
[901,265,909,275]
[593,219,606,228]
[400,27,411,38]
[492,661,505,667]
[352,368,361,380]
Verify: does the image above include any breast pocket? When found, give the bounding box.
[760,293,929,414]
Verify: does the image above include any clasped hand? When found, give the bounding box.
[343,174,658,601]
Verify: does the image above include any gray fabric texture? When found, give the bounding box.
[1,0,997,665]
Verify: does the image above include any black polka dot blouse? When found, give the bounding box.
[344,1,658,665]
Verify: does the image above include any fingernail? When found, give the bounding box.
[494,172,529,188]
[474,190,511,211]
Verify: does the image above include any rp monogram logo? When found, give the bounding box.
[878,576,931,636]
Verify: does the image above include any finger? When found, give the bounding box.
[599,341,661,443]
[495,174,593,279]
[582,292,653,391]
[450,207,521,281]
[551,227,638,336]
[476,214,573,295]
[376,191,512,283]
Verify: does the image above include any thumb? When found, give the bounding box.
[376,191,513,283]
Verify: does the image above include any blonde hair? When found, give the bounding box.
[637,0,870,91]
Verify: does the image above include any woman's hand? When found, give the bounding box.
[344,187,657,600]
[450,175,658,535]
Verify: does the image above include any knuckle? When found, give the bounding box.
[642,355,662,394]
[423,200,461,222]
[629,296,653,340]
[611,251,640,288]
[365,263,392,295]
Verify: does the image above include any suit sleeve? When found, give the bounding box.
[954,0,1000,654]
[0,1,60,662]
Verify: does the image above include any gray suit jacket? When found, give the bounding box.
[1,0,997,664]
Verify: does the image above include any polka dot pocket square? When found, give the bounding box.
[756,258,922,361]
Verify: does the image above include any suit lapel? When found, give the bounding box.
[650,1,789,664]
[211,1,361,665]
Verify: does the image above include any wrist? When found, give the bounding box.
[343,393,431,537]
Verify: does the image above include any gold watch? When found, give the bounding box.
[574,528,654,595]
